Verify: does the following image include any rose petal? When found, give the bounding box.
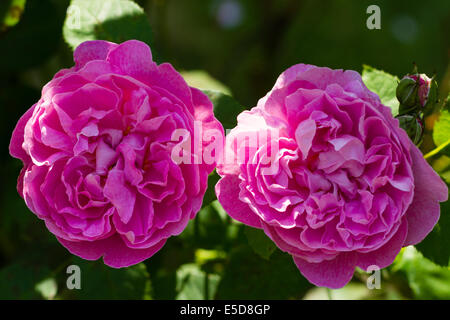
[10,104,36,161]
[357,220,407,270]
[106,40,156,80]
[74,40,118,68]
[104,169,136,224]
[215,175,262,229]
[403,145,448,245]
[58,234,166,268]
[293,252,357,289]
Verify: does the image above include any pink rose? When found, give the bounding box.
[396,73,437,112]
[9,40,224,267]
[215,64,448,288]
[405,74,433,107]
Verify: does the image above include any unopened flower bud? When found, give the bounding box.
[397,76,419,110]
[397,114,423,146]
[397,72,438,114]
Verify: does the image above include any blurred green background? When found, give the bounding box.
[0,0,449,299]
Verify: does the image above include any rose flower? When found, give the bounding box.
[10,40,224,267]
[215,64,448,288]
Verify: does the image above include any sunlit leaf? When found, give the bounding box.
[362,65,400,116]
[244,227,276,260]
[63,0,153,50]
[181,70,231,95]
[393,247,450,299]
[0,0,26,30]
[35,278,57,300]
[431,95,450,158]
[176,264,220,300]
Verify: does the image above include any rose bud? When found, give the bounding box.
[397,73,438,114]
[397,76,419,112]
[397,114,424,146]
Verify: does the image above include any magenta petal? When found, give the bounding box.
[74,40,118,68]
[404,145,448,246]
[191,87,219,131]
[95,140,117,175]
[293,253,357,289]
[272,63,315,89]
[10,39,224,269]
[295,118,316,159]
[104,170,136,224]
[214,62,446,289]
[106,40,156,79]
[357,221,408,270]
[151,63,194,111]
[190,87,224,172]
[215,175,262,229]
[10,105,36,161]
[57,234,166,268]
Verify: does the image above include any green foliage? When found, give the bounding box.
[181,70,231,95]
[0,259,53,299]
[63,0,153,50]
[148,268,177,300]
[216,246,312,299]
[203,90,245,130]
[362,65,400,116]
[244,227,276,260]
[180,200,238,250]
[431,95,450,157]
[201,171,220,209]
[415,195,450,267]
[60,258,151,299]
[0,0,66,73]
[393,247,450,299]
[0,0,26,30]
[175,264,220,300]
[1,0,450,301]
[35,278,58,300]
[0,160,57,258]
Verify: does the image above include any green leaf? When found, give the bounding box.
[61,258,151,299]
[415,195,450,266]
[203,90,245,130]
[393,246,450,299]
[0,243,72,299]
[215,246,312,299]
[201,171,220,209]
[180,200,234,250]
[0,0,65,73]
[0,158,58,256]
[0,257,54,299]
[244,227,276,260]
[194,248,226,266]
[361,65,400,116]
[431,95,450,158]
[175,264,220,300]
[0,0,26,30]
[35,278,58,300]
[63,0,153,50]
[181,70,231,95]
[149,269,177,300]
